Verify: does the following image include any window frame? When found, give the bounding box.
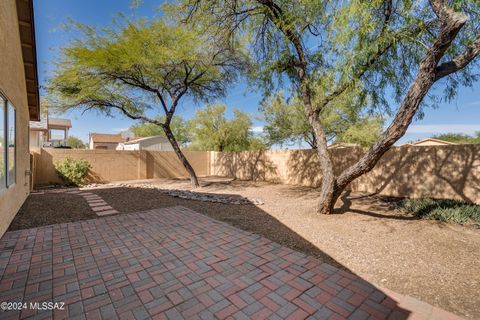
[0,94,5,191]
[7,101,16,187]
[0,91,17,191]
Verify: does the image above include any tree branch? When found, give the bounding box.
[435,34,480,80]
[106,72,170,115]
[317,17,436,111]
[79,98,165,128]
[335,0,471,189]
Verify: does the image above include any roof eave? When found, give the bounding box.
[17,0,40,121]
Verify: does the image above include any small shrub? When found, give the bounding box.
[54,157,91,186]
[399,197,480,224]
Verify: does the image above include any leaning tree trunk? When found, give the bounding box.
[314,3,471,214]
[298,80,337,215]
[163,125,200,188]
[258,0,477,214]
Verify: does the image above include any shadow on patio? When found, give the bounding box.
[1,185,463,319]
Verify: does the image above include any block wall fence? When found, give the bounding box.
[31,144,480,204]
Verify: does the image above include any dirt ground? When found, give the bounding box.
[11,177,480,319]
[9,192,96,231]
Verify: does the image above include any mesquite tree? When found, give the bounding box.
[48,18,245,188]
[260,92,383,148]
[182,0,480,213]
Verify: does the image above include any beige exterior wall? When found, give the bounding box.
[32,145,480,204]
[211,148,363,187]
[90,142,119,150]
[147,151,209,179]
[29,130,46,147]
[32,149,210,185]
[352,145,480,203]
[0,0,31,236]
[211,145,480,204]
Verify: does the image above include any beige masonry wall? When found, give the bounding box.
[0,0,32,236]
[31,148,210,185]
[211,148,364,187]
[352,145,480,203]
[211,145,480,204]
[32,144,480,204]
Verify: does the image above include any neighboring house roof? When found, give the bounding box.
[16,0,40,121]
[90,133,126,143]
[405,138,457,146]
[30,115,72,131]
[123,135,170,145]
[48,118,72,128]
[328,143,361,149]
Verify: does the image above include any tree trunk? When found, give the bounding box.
[163,125,200,188]
[328,6,469,208]
[312,120,336,215]
[298,80,337,215]
[314,4,471,214]
[256,0,476,215]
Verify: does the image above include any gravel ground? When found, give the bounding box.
[9,192,96,231]
[10,177,480,319]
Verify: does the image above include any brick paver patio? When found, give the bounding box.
[0,206,461,319]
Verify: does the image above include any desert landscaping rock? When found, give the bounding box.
[82,182,265,205]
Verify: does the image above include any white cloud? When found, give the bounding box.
[111,128,128,132]
[407,124,480,135]
[251,126,264,133]
[467,101,480,107]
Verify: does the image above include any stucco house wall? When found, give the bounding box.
[118,136,174,151]
[89,133,125,150]
[0,0,36,236]
[91,142,120,150]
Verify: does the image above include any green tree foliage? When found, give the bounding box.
[180,0,480,213]
[67,136,86,149]
[261,92,383,148]
[189,104,265,151]
[335,120,383,148]
[130,116,192,147]
[433,132,480,144]
[260,93,317,148]
[47,15,246,187]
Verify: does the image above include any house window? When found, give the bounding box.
[7,101,15,186]
[0,96,5,191]
[0,94,16,190]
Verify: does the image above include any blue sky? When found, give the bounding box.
[34,0,480,146]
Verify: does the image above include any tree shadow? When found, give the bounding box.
[86,170,105,184]
[430,145,480,203]
[91,186,416,318]
[23,183,480,318]
[356,145,480,204]
[286,148,364,187]
[213,150,280,182]
[334,190,419,221]
[279,145,480,208]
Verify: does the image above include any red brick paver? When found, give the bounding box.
[0,206,463,319]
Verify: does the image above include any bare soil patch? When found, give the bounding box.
[8,192,96,231]
[10,177,480,319]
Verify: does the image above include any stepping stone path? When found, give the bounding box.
[77,191,119,216]
[33,188,118,216]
